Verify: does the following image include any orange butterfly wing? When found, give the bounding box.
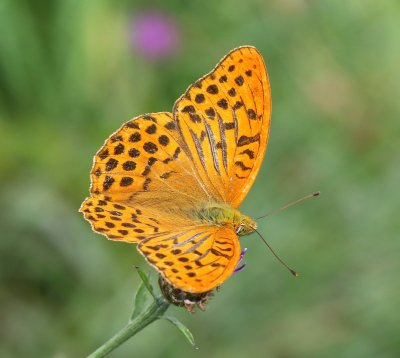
[139,226,240,293]
[173,46,271,208]
[87,112,211,206]
[80,112,209,242]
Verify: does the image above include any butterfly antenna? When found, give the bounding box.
[255,230,299,277]
[256,191,320,220]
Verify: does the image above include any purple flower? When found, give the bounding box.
[234,248,247,273]
[129,11,180,60]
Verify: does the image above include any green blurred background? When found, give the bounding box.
[1,1,399,357]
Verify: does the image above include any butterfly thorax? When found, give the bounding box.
[195,203,257,236]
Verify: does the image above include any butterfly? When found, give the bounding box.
[80,46,271,310]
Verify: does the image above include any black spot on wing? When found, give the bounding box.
[237,133,260,147]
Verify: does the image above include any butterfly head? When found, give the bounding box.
[235,214,257,236]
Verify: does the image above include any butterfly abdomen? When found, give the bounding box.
[158,275,214,311]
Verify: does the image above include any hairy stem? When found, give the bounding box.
[87,298,170,358]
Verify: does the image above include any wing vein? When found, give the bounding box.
[203,116,221,175]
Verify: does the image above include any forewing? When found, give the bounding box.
[89,112,216,213]
[80,112,219,242]
[173,46,271,208]
[138,226,241,293]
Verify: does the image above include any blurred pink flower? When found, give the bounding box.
[130,11,180,59]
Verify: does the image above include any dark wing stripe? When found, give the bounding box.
[195,248,211,261]
[189,128,207,172]
[203,116,221,175]
[174,113,225,202]
[237,133,260,147]
[245,79,259,118]
[173,231,204,247]
[160,231,188,243]
[204,265,224,277]
[215,239,232,245]
[216,110,228,171]
[239,149,255,159]
[174,116,195,161]
[235,174,247,179]
[235,161,252,171]
[215,245,234,252]
[182,233,212,254]
[239,94,254,135]
[232,108,239,144]
[210,248,231,259]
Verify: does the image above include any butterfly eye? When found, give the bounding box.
[236,224,245,235]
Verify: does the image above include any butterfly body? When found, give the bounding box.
[80,46,271,309]
[195,204,257,236]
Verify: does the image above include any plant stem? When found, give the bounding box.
[87,298,170,358]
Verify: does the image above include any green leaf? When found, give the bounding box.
[130,276,152,322]
[134,266,156,300]
[164,316,196,347]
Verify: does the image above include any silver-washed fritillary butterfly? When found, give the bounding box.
[80,46,271,310]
